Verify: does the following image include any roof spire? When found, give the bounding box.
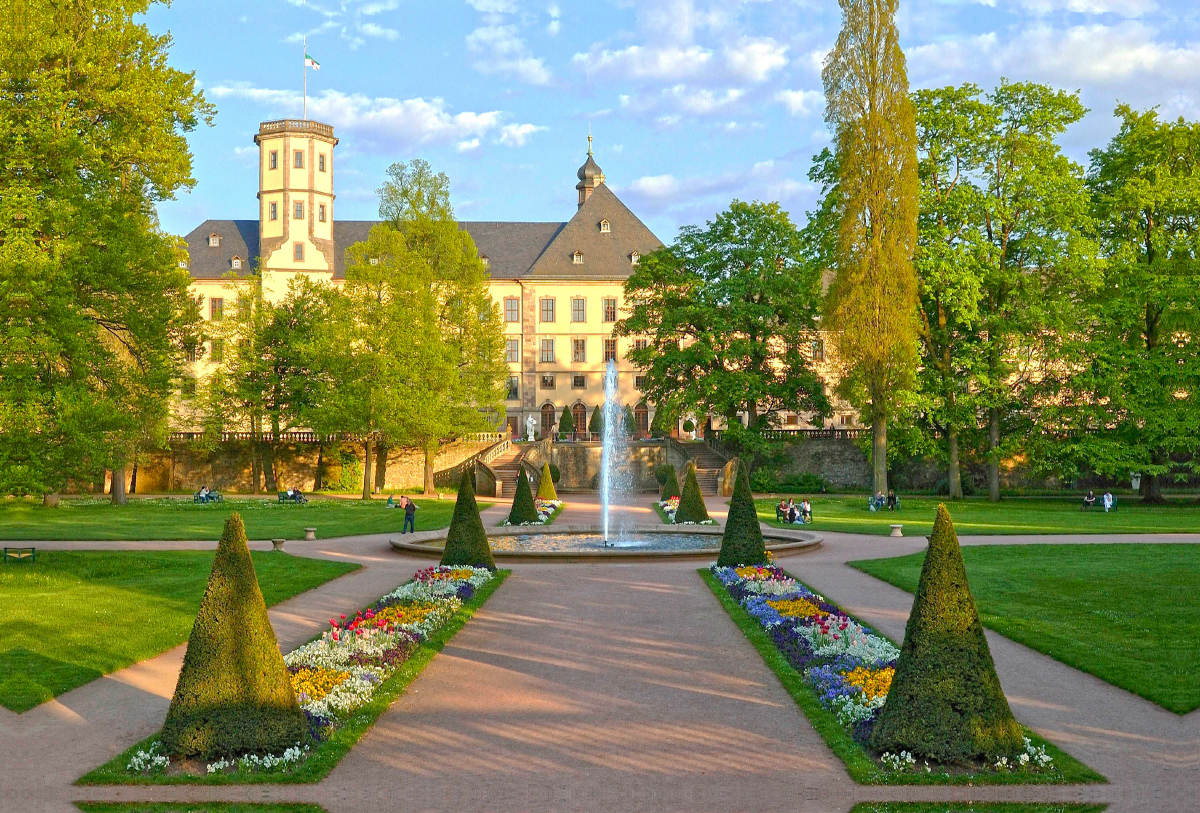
[587,125,593,157]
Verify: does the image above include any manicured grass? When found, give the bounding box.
[0,497,483,541]
[699,568,1104,786]
[495,504,563,526]
[77,805,327,813]
[652,502,673,524]
[849,805,1106,813]
[79,570,510,785]
[755,494,1200,536]
[850,543,1200,714]
[0,550,357,712]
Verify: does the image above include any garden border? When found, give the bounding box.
[699,568,1105,786]
[77,570,510,787]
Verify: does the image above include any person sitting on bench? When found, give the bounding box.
[198,485,210,503]
[887,490,899,511]
[776,498,789,522]
[801,499,812,524]
[1083,490,1096,510]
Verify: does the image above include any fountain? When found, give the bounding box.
[599,359,629,545]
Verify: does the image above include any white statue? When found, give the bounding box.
[525,415,537,442]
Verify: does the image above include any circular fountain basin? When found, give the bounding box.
[391,524,821,560]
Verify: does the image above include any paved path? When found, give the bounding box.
[2,517,1196,812]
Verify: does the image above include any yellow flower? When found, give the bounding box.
[841,666,894,701]
[766,598,826,620]
[290,667,351,702]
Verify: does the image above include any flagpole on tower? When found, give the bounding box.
[303,36,307,119]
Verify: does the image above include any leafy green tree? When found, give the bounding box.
[440,472,495,570]
[618,201,828,441]
[718,460,767,566]
[822,0,920,497]
[0,1,211,500]
[1037,107,1200,501]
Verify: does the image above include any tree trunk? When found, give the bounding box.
[424,443,438,498]
[374,442,388,493]
[1141,449,1168,504]
[129,462,138,495]
[361,440,373,500]
[947,427,962,500]
[313,443,325,491]
[43,492,60,508]
[262,442,278,492]
[111,466,127,505]
[872,416,888,496]
[250,441,261,495]
[987,407,1000,502]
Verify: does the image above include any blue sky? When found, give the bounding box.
[148,0,1200,243]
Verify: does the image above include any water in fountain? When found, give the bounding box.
[599,359,630,544]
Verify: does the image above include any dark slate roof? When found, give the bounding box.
[184,186,660,282]
[183,219,259,279]
[524,184,663,280]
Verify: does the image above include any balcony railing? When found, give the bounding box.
[258,119,336,139]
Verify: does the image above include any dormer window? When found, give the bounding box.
[481,256,490,268]
[631,251,640,265]
[231,256,242,270]
[178,260,188,269]
[572,251,584,265]
[208,234,220,247]
[370,257,379,265]
[599,219,610,233]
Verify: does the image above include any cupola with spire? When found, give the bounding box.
[576,130,605,208]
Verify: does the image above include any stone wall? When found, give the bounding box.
[780,437,872,490]
[549,441,666,492]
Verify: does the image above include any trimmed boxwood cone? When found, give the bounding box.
[718,460,767,566]
[674,462,709,523]
[536,461,559,501]
[440,471,496,569]
[660,464,680,501]
[160,513,306,758]
[508,468,540,525]
[870,504,1025,763]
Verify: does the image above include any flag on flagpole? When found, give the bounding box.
[305,53,320,71]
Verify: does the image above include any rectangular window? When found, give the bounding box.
[572,338,586,363]
[293,242,304,261]
[571,297,586,323]
[318,153,326,172]
[184,344,199,363]
[269,150,278,170]
[180,377,197,399]
[540,374,556,390]
[603,338,617,362]
[504,297,519,323]
[294,150,304,169]
[634,375,647,390]
[840,414,852,426]
[812,339,825,362]
[294,200,304,219]
[269,202,278,220]
[209,297,224,321]
[210,338,224,363]
[539,338,555,363]
[572,374,586,390]
[786,414,798,426]
[506,375,519,401]
[318,204,326,222]
[633,338,649,352]
[602,297,618,322]
[540,297,555,323]
[505,338,520,363]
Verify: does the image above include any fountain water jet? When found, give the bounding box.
[599,359,628,544]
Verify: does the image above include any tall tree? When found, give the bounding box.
[0,0,211,500]
[821,0,920,495]
[618,200,829,444]
[1039,107,1200,502]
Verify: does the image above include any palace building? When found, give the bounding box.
[182,118,666,438]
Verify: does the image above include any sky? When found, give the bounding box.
[147,0,1200,243]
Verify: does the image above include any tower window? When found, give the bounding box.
[631,251,640,265]
[269,150,278,170]
[540,297,555,323]
[572,251,584,265]
[231,257,242,270]
[269,202,278,220]
[505,338,519,363]
[600,220,610,233]
[504,297,519,323]
[602,297,617,322]
[318,203,326,222]
[293,242,304,261]
[571,297,586,323]
[318,153,326,172]
[294,201,304,219]
[294,150,304,169]
[208,234,220,247]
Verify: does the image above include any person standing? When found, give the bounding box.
[402,496,418,534]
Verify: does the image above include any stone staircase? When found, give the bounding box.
[678,441,725,495]
[488,444,531,496]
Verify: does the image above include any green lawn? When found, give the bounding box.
[0,550,358,712]
[0,497,479,541]
[757,494,1200,536]
[849,544,1200,714]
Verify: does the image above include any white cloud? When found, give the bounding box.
[1015,0,1156,14]
[573,44,713,80]
[618,84,744,119]
[628,174,682,200]
[359,22,399,40]
[622,158,812,216]
[498,122,546,146]
[776,89,824,116]
[458,138,482,153]
[724,37,788,82]
[467,0,517,11]
[466,24,553,85]
[547,3,561,36]
[359,0,398,13]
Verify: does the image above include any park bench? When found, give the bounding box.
[3,546,36,564]
[278,492,308,504]
[193,492,223,504]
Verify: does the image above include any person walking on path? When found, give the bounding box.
[401,495,418,534]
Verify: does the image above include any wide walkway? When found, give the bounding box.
[3,502,1196,812]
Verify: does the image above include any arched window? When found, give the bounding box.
[572,403,587,436]
[541,403,556,435]
[634,402,649,436]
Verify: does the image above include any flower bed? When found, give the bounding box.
[705,564,1104,784]
[501,498,562,526]
[84,567,508,786]
[657,496,715,525]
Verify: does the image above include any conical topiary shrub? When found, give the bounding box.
[588,405,604,437]
[718,460,767,566]
[870,504,1025,763]
[558,405,574,437]
[536,461,559,501]
[161,513,306,758]
[441,472,496,570]
[507,467,540,525]
[658,464,680,501]
[673,461,710,524]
